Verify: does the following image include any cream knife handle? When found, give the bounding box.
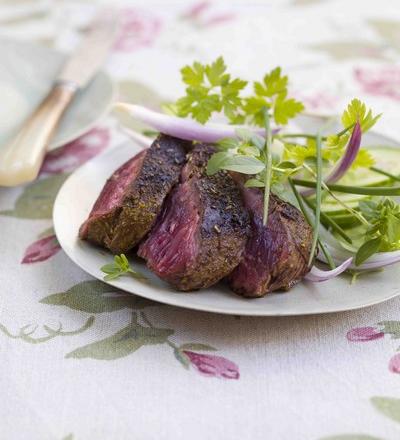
[0,82,76,187]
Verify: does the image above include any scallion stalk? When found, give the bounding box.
[293,179,400,196]
[308,132,323,267]
[262,107,272,225]
[303,198,353,244]
[370,166,400,183]
[288,178,335,269]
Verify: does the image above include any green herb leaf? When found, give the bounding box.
[100,254,146,282]
[355,237,383,266]
[342,98,382,132]
[255,67,288,97]
[174,57,302,126]
[215,155,266,174]
[273,93,305,125]
[244,178,265,188]
[358,198,400,253]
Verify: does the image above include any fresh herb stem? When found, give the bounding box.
[336,123,355,137]
[262,107,272,225]
[303,198,353,244]
[278,133,321,140]
[292,179,400,196]
[370,166,400,182]
[319,241,336,270]
[324,214,361,229]
[100,254,146,282]
[308,133,323,267]
[288,178,335,269]
[277,124,354,142]
[302,163,369,226]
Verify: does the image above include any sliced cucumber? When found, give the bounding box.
[339,146,400,187]
[321,194,369,213]
[321,146,400,214]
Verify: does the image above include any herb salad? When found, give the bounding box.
[112,57,400,284]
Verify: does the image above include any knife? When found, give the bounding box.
[0,11,118,187]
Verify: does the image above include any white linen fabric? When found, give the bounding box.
[2,1,400,439]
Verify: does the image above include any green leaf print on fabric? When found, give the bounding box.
[179,343,217,352]
[173,347,190,369]
[319,435,384,440]
[62,434,74,440]
[0,316,94,344]
[40,280,157,313]
[0,174,69,219]
[368,19,400,52]
[377,321,400,339]
[371,396,400,423]
[66,312,173,360]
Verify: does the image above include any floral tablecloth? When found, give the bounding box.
[2,1,400,439]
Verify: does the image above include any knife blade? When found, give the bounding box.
[58,11,118,88]
[0,10,118,186]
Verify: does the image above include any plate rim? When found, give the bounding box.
[53,134,400,317]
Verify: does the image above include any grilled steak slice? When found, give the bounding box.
[228,187,313,297]
[138,144,250,291]
[79,134,188,254]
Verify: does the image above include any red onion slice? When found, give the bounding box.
[305,257,353,282]
[356,251,400,270]
[301,121,362,196]
[114,103,267,142]
[326,121,362,184]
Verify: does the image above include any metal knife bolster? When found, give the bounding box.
[54,79,80,93]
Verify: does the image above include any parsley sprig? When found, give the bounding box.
[176,57,247,124]
[175,57,304,126]
[101,254,146,282]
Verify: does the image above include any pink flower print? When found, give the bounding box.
[181,1,235,28]
[296,91,339,112]
[389,353,400,374]
[181,1,211,20]
[183,350,240,379]
[113,8,161,52]
[346,326,384,342]
[354,66,400,101]
[40,127,109,175]
[21,235,61,264]
[201,13,236,27]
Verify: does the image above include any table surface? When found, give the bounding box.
[2,1,400,439]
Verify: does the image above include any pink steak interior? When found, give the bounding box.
[138,181,200,277]
[79,150,146,237]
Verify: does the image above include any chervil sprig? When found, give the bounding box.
[100,254,146,282]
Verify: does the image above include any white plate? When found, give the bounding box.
[0,38,114,150]
[54,134,400,316]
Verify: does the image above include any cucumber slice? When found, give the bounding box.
[321,146,400,214]
[339,146,400,187]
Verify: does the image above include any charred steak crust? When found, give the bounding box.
[228,188,313,298]
[138,144,250,291]
[79,135,189,254]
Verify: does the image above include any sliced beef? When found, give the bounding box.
[228,186,313,297]
[138,144,250,291]
[79,134,188,254]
